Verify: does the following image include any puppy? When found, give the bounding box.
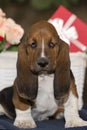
[0,20,87,128]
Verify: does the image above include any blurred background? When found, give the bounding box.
[0,0,87,104]
[0,0,87,32]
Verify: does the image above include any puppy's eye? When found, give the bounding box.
[48,42,55,48]
[31,42,37,48]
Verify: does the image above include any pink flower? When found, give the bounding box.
[5,18,24,44]
[0,8,5,17]
[0,17,7,36]
[0,9,24,45]
[0,18,24,44]
[4,42,11,49]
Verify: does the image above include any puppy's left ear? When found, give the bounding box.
[54,39,70,100]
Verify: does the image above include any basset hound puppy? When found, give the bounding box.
[0,20,87,128]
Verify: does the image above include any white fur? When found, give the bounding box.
[14,108,36,128]
[41,39,45,58]
[32,74,58,121]
[0,105,5,115]
[64,91,87,128]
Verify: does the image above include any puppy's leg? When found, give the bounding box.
[14,107,36,128]
[13,88,36,128]
[53,107,64,119]
[64,82,87,128]
[0,87,16,119]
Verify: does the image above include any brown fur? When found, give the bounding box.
[70,71,78,97]
[13,21,72,109]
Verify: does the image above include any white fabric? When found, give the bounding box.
[0,52,17,90]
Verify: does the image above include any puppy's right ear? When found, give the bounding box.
[15,43,38,100]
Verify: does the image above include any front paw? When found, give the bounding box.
[65,118,87,128]
[14,117,36,128]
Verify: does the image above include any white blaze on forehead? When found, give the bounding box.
[41,38,45,58]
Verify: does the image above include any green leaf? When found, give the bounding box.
[7,45,18,51]
[31,0,53,10]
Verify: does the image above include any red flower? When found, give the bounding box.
[0,36,4,41]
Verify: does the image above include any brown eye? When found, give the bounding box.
[48,42,55,48]
[31,41,37,48]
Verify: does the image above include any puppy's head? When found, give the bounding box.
[25,20,60,74]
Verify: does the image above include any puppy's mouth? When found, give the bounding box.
[38,69,49,75]
[31,67,54,75]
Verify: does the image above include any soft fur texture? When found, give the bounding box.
[0,20,87,128]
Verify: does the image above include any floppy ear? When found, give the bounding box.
[15,43,38,100]
[54,39,70,100]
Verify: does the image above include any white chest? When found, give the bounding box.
[32,74,58,120]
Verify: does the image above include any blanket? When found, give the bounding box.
[0,105,87,130]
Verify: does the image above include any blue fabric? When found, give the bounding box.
[0,105,87,130]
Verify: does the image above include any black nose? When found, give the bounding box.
[37,58,48,68]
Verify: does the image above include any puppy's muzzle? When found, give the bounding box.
[37,58,48,68]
